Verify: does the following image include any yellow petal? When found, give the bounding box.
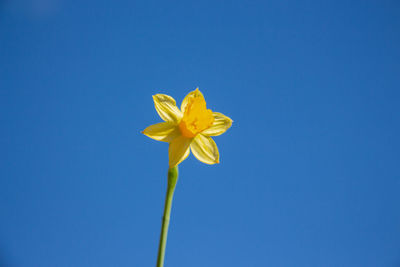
[180,88,204,112]
[142,122,180,142]
[153,94,182,123]
[169,135,191,167]
[201,112,233,136]
[190,134,219,165]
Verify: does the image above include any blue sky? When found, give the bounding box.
[1,1,399,266]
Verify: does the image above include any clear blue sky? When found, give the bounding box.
[1,1,399,266]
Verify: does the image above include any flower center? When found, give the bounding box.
[179,96,214,138]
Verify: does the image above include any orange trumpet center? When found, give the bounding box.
[179,96,214,138]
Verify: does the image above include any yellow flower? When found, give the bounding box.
[142,88,233,167]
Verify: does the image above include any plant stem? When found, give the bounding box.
[156,166,179,267]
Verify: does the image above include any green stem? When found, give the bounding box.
[156,166,179,267]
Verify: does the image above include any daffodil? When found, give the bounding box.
[142,88,232,167]
[143,88,232,267]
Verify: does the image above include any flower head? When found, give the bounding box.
[142,88,232,167]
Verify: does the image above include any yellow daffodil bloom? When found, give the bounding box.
[142,88,232,167]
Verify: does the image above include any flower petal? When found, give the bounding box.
[190,134,219,165]
[153,94,182,122]
[169,135,191,167]
[201,112,233,136]
[142,122,180,142]
[180,88,204,112]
